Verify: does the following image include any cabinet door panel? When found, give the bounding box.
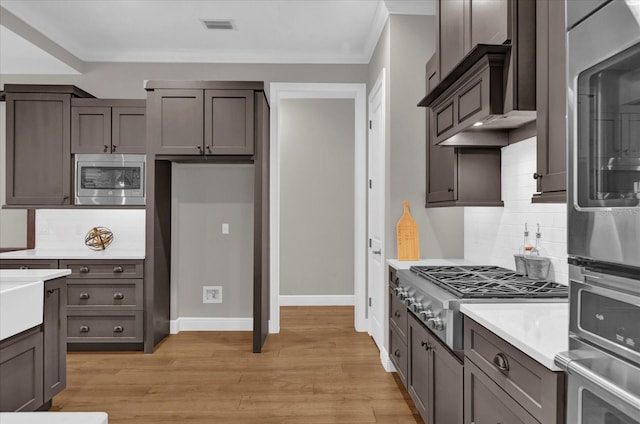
[427,113,456,203]
[0,329,44,412]
[204,90,254,155]
[408,315,430,421]
[71,106,111,153]
[149,89,203,154]
[112,107,146,154]
[44,278,66,401]
[469,0,509,47]
[431,337,463,424]
[6,93,71,205]
[438,0,466,78]
[535,0,567,199]
[465,360,538,424]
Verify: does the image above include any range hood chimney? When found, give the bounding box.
[419,43,536,147]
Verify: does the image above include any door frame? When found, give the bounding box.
[269,82,367,333]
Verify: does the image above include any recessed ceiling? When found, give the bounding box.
[0,0,435,74]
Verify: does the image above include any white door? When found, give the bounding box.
[368,70,386,353]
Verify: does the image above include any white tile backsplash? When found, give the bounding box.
[464,137,568,284]
[36,209,145,253]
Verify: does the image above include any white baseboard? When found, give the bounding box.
[379,347,396,372]
[170,317,252,334]
[279,295,355,306]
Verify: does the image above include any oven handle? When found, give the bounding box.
[582,268,640,291]
[567,358,640,410]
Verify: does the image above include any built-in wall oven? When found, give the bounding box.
[561,2,640,423]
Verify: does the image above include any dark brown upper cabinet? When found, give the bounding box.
[422,0,536,147]
[4,85,94,206]
[71,99,146,154]
[147,85,254,156]
[533,0,567,203]
[425,55,503,207]
[438,0,510,78]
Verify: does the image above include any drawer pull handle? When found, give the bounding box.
[394,310,401,318]
[79,325,90,333]
[493,353,509,372]
[113,325,124,333]
[19,265,30,270]
[113,266,124,273]
[113,292,124,300]
[79,292,90,300]
[79,266,90,273]
[394,349,401,358]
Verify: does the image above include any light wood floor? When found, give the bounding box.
[53,306,421,423]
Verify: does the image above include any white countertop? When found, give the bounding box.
[387,258,475,269]
[0,269,72,282]
[0,412,108,424]
[0,248,145,260]
[460,303,569,371]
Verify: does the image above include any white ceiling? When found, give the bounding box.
[0,0,435,75]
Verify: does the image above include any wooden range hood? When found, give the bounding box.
[418,44,536,147]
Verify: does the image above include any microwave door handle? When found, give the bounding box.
[567,360,640,410]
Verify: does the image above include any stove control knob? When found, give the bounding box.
[403,297,415,306]
[427,317,445,331]
[410,302,424,312]
[394,287,408,298]
[419,309,435,321]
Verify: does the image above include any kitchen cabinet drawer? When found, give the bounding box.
[389,326,408,387]
[465,359,538,424]
[61,260,143,279]
[67,279,142,310]
[67,311,143,343]
[464,317,565,424]
[389,289,408,341]
[0,260,59,270]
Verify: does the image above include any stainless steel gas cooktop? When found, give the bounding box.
[409,265,568,299]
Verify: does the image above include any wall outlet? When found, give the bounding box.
[222,223,229,234]
[203,286,222,303]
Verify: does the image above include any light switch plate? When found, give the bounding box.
[222,223,229,234]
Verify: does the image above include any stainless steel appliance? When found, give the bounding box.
[567,0,640,268]
[556,264,640,424]
[395,265,568,351]
[75,154,146,205]
[559,2,640,423]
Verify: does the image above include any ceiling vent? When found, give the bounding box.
[202,19,235,30]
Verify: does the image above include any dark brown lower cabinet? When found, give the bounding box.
[0,276,67,412]
[465,360,538,424]
[0,328,44,412]
[464,317,566,424]
[44,277,67,401]
[408,313,464,424]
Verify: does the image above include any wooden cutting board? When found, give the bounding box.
[396,201,420,260]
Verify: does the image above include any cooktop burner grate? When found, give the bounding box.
[409,265,568,298]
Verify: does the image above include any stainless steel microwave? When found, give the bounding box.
[75,154,146,205]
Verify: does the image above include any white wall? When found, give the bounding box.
[279,98,355,298]
[35,209,145,252]
[464,138,568,285]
